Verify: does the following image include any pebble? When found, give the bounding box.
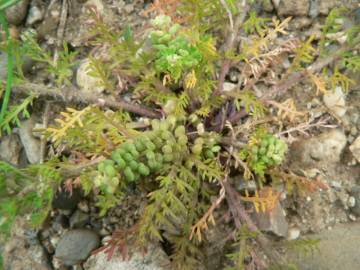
[349,136,360,163]
[323,86,346,118]
[5,0,29,25]
[287,227,301,240]
[348,197,356,208]
[55,229,100,266]
[76,58,105,94]
[70,210,90,228]
[18,118,41,164]
[26,1,45,25]
[0,134,21,165]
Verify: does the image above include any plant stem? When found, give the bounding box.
[0,10,14,126]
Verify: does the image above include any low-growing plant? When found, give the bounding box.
[1,1,359,269]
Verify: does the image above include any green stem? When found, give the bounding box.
[0,10,14,125]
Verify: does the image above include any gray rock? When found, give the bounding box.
[290,129,347,166]
[83,245,170,270]
[0,134,21,165]
[5,0,29,25]
[26,0,45,25]
[0,52,7,80]
[3,218,52,270]
[274,0,309,16]
[349,136,360,163]
[318,0,358,16]
[18,118,41,164]
[70,210,90,228]
[349,186,360,216]
[55,229,100,266]
[253,202,288,237]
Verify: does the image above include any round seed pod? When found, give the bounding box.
[146,141,156,151]
[251,146,259,154]
[185,159,194,169]
[134,140,146,152]
[105,165,116,177]
[97,162,106,172]
[194,137,204,145]
[147,160,158,170]
[166,115,177,129]
[130,149,140,158]
[211,146,221,152]
[159,121,169,131]
[129,160,139,170]
[145,150,155,160]
[178,135,188,145]
[161,130,172,140]
[124,167,135,182]
[164,154,173,162]
[174,125,186,137]
[151,119,161,130]
[155,153,164,164]
[114,157,126,169]
[205,149,215,159]
[123,153,134,162]
[122,143,133,152]
[138,163,150,176]
[191,144,203,155]
[162,145,172,154]
[154,137,164,148]
[259,147,266,155]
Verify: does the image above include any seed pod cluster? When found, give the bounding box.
[191,137,221,159]
[95,160,119,194]
[250,134,287,167]
[98,116,189,186]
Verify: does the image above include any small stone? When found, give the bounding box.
[77,201,90,213]
[84,244,170,270]
[70,210,89,228]
[76,58,105,94]
[349,136,360,163]
[55,229,100,266]
[223,82,237,92]
[349,186,360,217]
[287,227,301,240]
[0,134,21,165]
[26,1,45,25]
[274,0,309,16]
[323,87,346,118]
[5,0,29,25]
[348,197,356,208]
[253,202,288,237]
[349,214,356,221]
[18,118,41,164]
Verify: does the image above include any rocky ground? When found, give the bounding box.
[1,0,360,270]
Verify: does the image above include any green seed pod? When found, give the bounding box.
[166,115,177,129]
[146,141,156,151]
[185,159,194,169]
[205,149,215,159]
[145,150,155,160]
[114,157,126,169]
[174,125,186,138]
[164,154,173,162]
[130,149,140,158]
[98,162,105,172]
[161,130,172,140]
[159,121,169,131]
[178,135,188,145]
[261,139,268,148]
[129,160,139,170]
[251,146,259,154]
[211,145,221,152]
[151,119,161,130]
[154,137,164,148]
[124,167,135,182]
[138,163,150,176]
[123,153,134,162]
[162,145,172,154]
[261,156,270,164]
[194,137,204,145]
[122,143,133,152]
[155,153,164,164]
[268,136,276,146]
[116,148,127,156]
[259,147,266,155]
[192,144,203,155]
[172,143,182,153]
[147,160,158,170]
[134,140,146,152]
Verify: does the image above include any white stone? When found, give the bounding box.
[223,82,237,92]
[287,227,301,240]
[76,58,105,94]
[323,86,346,118]
[349,136,360,163]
